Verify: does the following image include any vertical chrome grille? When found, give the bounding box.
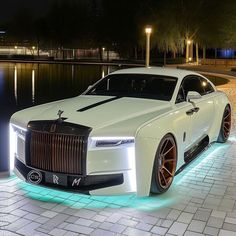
[29,130,85,174]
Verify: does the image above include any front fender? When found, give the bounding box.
[135,136,160,196]
[210,92,231,141]
[134,111,184,196]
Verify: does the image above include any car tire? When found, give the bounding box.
[151,134,177,194]
[217,105,231,143]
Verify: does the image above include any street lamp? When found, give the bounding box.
[102,47,105,61]
[32,46,35,55]
[186,39,192,63]
[145,26,152,67]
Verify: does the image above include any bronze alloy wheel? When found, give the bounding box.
[217,105,231,143]
[223,107,231,140]
[157,135,177,189]
[151,134,177,193]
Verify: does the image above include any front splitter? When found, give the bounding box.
[15,158,124,194]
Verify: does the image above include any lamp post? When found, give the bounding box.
[145,26,152,67]
[32,46,35,56]
[186,39,191,63]
[102,47,105,61]
[14,45,18,54]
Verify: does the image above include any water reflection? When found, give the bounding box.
[7,63,118,108]
[0,68,4,94]
[32,69,35,103]
[101,65,113,78]
[71,65,74,82]
[1,62,123,172]
[102,67,105,78]
[14,65,17,103]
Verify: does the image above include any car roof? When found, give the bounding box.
[111,66,200,80]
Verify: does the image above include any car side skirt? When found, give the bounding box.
[175,135,210,175]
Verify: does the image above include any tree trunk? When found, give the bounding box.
[173,50,176,59]
[196,43,199,65]
[185,38,189,63]
[163,50,166,66]
[37,38,40,57]
[141,46,144,61]
[99,47,102,61]
[134,46,138,60]
[62,49,65,60]
[203,46,206,61]
[214,48,217,67]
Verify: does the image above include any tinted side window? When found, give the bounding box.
[176,86,185,103]
[200,77,215,94]
[182,76,205,97]
[87,74,178,101]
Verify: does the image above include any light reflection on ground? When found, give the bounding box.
[12,138,232,212]
[1,80,235,213]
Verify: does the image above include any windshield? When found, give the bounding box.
[86,73,178,101]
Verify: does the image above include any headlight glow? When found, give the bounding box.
[9,123,26,171]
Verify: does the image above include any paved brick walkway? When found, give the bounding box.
[1,80,236,236]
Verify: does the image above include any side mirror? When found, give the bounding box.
[87,85,93,90]
[82,85,93,94]
[187,91,201,102]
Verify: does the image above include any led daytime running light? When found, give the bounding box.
[92,137,135,147]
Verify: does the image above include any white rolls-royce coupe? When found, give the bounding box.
[10,67,231,196]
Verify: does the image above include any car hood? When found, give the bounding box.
[10,95,172,136]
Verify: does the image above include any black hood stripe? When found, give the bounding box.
[77,96,121,112]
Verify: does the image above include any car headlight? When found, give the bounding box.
[91,137,135,148]
[9,123,27,171]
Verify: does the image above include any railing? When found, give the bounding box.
[201,59,236,67]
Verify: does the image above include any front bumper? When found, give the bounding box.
[15,158,124,194]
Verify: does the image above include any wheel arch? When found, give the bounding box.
[150,132,178,194]
[153,132,178,163]
[217,103,231,142]
[135,121,179,196]
[209,93,231,142]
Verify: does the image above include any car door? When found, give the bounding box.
[182,76,215,145]
[174,84,195,152]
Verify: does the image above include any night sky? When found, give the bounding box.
[0,0,54,21]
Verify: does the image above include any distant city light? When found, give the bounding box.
[219,49,235,58]
[32,46,35,50]
[14,46,17,49]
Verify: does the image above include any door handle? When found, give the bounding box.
[193,107,200,113]
[186,109,194,115]
[186,107,200,116]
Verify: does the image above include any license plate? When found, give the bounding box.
[45,172,67,186]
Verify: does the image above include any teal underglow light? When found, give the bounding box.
[17,179,176,211]
[13,139,233,211]
[173,142,228,186]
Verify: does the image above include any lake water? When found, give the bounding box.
[0,62,120,172]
